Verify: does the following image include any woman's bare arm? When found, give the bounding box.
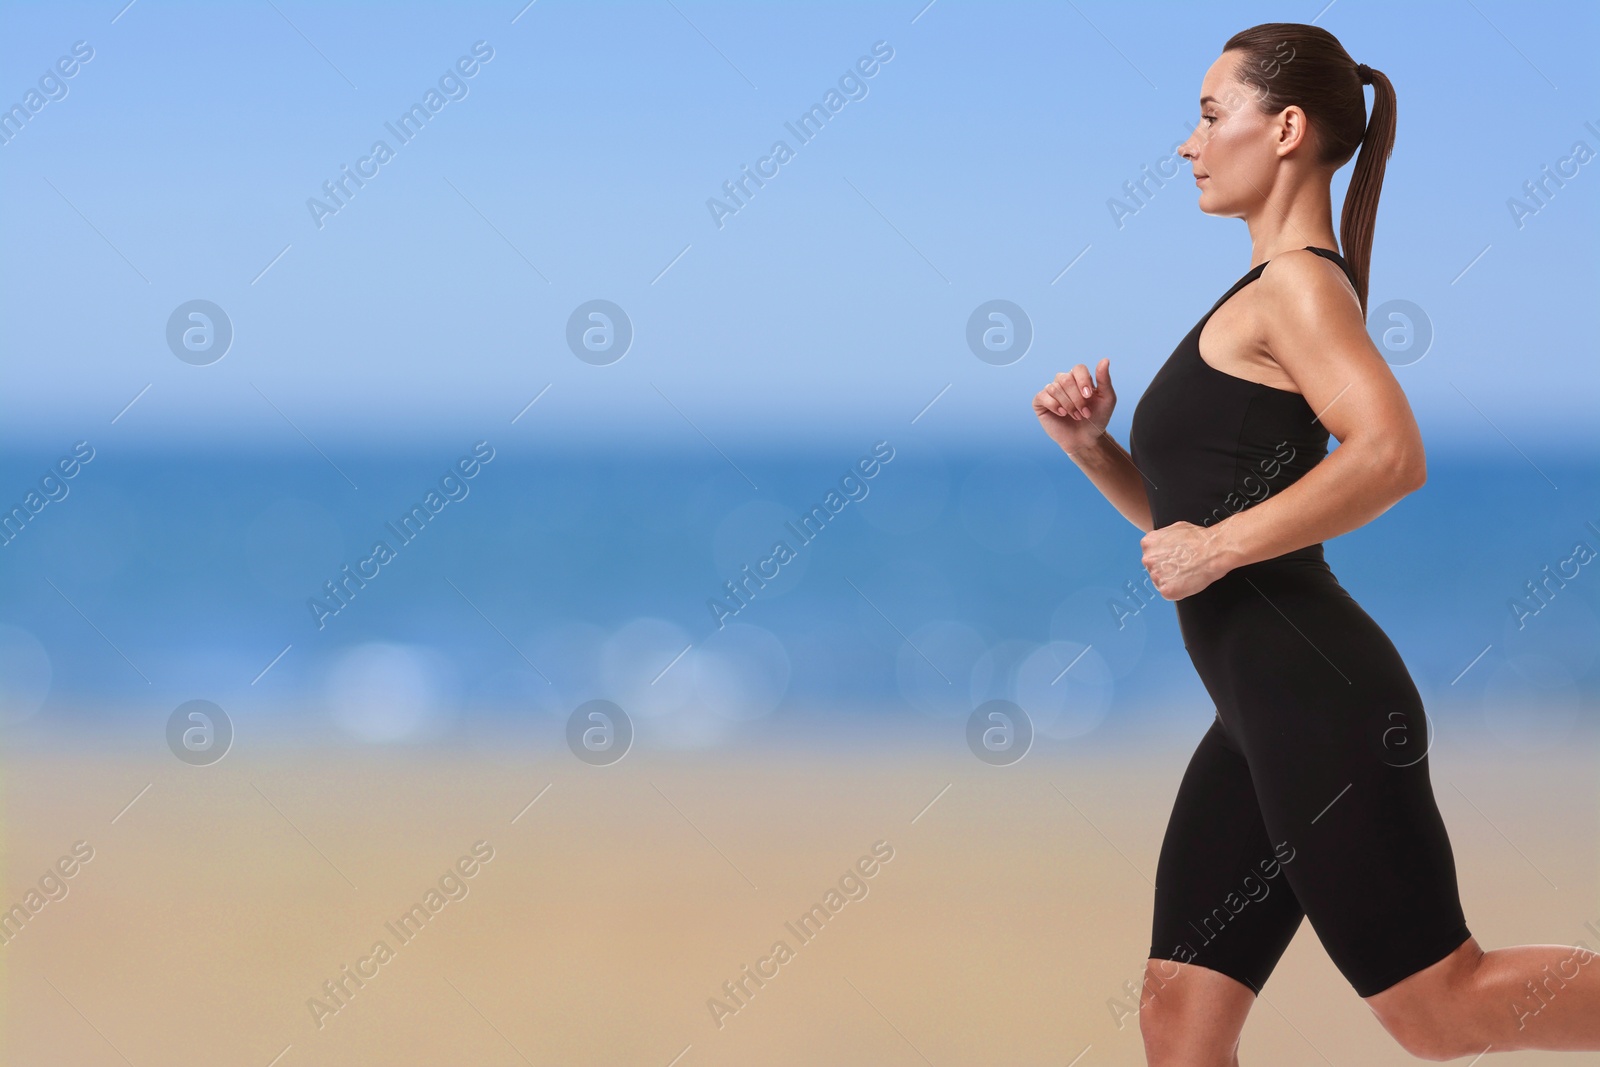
[1034,360,1154,533]
[1066,432,1155,533]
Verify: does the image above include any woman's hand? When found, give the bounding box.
[1034,359,1115,456]
[1140,521,1234,600]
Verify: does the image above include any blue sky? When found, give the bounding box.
[2,0,1595,455]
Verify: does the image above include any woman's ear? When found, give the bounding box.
[1276,105,1311,158]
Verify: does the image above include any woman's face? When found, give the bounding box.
[1179,52,1294,219]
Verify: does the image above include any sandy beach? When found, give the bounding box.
[3,722,1596,1066]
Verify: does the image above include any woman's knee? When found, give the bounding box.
[1137,959,1180,1047]
[1138,958,1251,1065]
[1370,1006,1488,1062]
[1366,942,1495,1061]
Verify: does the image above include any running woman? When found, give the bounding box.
[1033,22,1600,1065]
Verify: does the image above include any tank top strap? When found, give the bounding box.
[1300,245,1358,288]
[1204,262,1271,318]
[1201,246,1355,324]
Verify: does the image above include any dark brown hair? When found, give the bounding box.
[1221,23,1396,318]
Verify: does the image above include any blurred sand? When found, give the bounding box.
[3,725,1597,1066]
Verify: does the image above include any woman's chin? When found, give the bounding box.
[1193,190,1233,217]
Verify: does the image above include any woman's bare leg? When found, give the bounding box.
[1365,936,1600,1058]
[1139,957,1255,1066]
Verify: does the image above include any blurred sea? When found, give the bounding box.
[2,442,1596,752]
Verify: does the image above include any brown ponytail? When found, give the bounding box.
[1221,24,1397,319]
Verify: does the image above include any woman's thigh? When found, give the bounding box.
[1218,583,1472,998]
[1149,717,1306,994]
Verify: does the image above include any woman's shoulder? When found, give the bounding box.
[1258,247,1357,305]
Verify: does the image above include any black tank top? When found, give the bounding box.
[1129,246,1357,559]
